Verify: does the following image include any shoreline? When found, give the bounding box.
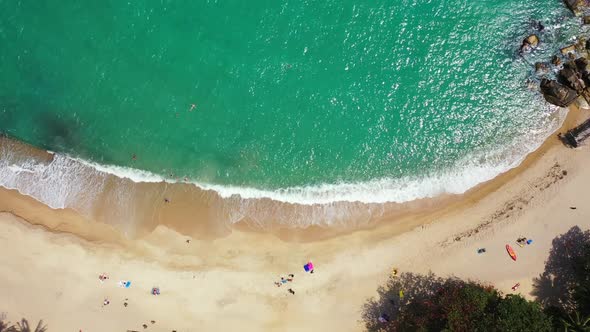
[0,102,583,243]
[0,102,579,243]
[1,106,590,330]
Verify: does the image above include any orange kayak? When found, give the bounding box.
[506,244,517,261]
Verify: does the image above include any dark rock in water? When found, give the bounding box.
[561,44,577,55]
[540,78,578,107]
[563,61,578,71]
[584,16,590,24]
[534,20,545,31]
[575,57,589,71]
[559,65,586,91]
[525,35,539,47]
[552,55,563,66]
[586,39,590,50]
[577,38,587,50]
[520,34,539,53]
[535,62,550,75]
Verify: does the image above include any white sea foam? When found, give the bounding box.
[0,107,568,211]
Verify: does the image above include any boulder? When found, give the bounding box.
[552,55,562,66]
[561,44,576,55]
[564,0,587,15]
[584,16,590,24]
[540,79,578,107]
[559,66,585,91]
[575,57,589,71]
[520,34,539,53]
[535,62,550,75]
[525,35,539,47]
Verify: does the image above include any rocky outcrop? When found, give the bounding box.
[559,64,586,91]
[520,34,539,53]
[575,57,589,71]
[564,0,588,16]
[535,62,550,75]
[540,78,579,107]
[561,44,577,55]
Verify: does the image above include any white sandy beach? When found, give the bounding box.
[1,109,590,331]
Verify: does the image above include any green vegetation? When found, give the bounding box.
[363,226,590,332]
[362,274,551,332]
[573,243,590,317]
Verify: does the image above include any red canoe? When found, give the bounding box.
[506,244,517,261]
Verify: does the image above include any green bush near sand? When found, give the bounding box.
[362,274,551,332]
[363,226,590,331]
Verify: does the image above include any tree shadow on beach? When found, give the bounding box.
[361,272,447,332]
[531,226,590,313]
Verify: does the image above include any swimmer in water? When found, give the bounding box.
[189,104,197,112]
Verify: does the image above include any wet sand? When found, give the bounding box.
[1,106,590,330]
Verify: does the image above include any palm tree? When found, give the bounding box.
[12,319,46,332]
[561,311,590,332]
[0,315,16,332]
[0,321,16,332]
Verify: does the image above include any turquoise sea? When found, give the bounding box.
[0,0,581,206]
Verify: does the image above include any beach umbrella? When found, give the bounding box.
[304,261,314,272]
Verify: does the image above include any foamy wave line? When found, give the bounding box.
[74,154,517,205]
[0,105,566,207]
[71,126,562,206]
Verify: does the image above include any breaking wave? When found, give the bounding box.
[0,105,566,217]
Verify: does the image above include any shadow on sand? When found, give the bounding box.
[531,226,590,312]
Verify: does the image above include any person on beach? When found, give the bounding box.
[164,198,170,203]
[103,298,110,306]
[288,288,295,295]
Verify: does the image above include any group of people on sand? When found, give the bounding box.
[98,273,161,307]
[275,274,296,294]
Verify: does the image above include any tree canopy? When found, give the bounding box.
[362,273,551,332]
